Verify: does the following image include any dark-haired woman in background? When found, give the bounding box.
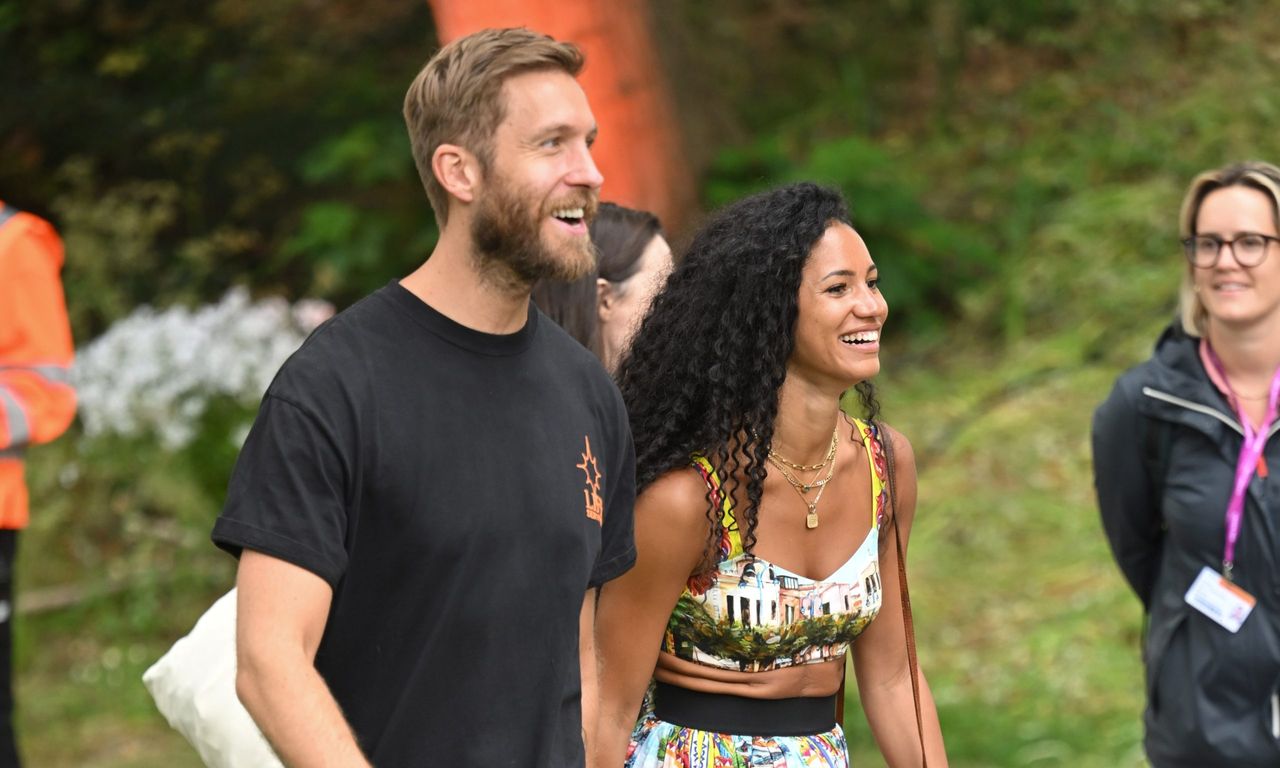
[592,183,947,767]
[532,202,671,371]
[1093,161,1280,767]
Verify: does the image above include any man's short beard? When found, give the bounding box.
[470,177,596,291]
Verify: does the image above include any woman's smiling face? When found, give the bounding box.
[787,222,888,391]
[1193,185,1280,333]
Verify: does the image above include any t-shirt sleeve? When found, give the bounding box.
[212,393,352,588]
[590,394,636,588]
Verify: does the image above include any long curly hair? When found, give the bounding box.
[616,182,880,568]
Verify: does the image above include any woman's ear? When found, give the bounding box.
[432,143,481,204]
[596,278,615,324]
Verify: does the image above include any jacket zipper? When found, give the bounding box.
[1273,691,1279,739]
[1141,386,1280,440]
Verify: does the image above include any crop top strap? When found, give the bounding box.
[689,455,744,561]
[852,418,890,529]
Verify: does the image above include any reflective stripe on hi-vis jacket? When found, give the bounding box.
[0,202,76,529]
[0,387,28,448]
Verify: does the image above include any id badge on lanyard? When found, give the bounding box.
[1185,346,1280,632]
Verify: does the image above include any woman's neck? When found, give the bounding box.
[1207,320,1280,392]
[773,376,843,462]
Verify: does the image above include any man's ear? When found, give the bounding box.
[432,143,482,204]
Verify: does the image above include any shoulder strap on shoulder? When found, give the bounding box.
[856,418,889,528]
[689,455,742,559]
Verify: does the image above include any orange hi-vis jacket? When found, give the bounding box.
[0,202,76,530]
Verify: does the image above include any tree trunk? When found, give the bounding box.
[425,0,696,234]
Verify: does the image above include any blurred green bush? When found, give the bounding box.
[1,0,438,340]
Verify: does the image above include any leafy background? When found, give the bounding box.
[5,0,1280,764]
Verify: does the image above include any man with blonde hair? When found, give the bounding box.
[214,27,635,766]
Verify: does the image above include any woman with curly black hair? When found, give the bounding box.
[592,183,947,767]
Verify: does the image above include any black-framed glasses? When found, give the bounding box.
[1182,232,1280,268]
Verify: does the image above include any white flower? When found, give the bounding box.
[74,289,334,450]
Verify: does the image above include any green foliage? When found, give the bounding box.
[705,132,997,334]
[23,425,237,598]
[664,0,1280,348]
[2,0,438,338]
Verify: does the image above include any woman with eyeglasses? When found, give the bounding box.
[1093,161,1280,767]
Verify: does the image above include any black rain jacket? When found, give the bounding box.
[1093,322,1280,767]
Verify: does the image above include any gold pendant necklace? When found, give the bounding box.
[767,426,839,529]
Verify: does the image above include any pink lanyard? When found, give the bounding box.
[1205,344,1280,581]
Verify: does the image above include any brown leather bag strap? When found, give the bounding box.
[883,424,928,767]
[835,668,846,725]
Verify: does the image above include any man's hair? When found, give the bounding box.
[403,28,584,226]
[1176,161,1280,336]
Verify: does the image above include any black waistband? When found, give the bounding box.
[652,681,838,736]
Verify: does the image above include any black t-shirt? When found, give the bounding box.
[212,282,636,767]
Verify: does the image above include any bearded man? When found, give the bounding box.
[212,28,636,767]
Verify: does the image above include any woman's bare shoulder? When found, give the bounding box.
[639,465,719,532]
[629,465,720,588]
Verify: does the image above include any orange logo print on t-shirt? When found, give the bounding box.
[577,435,603,524]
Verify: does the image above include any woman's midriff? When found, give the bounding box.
[654,650,845,699]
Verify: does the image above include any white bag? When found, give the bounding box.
[142,588,284,768]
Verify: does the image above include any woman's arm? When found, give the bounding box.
[591,468,711,767]
[1091,378,1163,609]
[852,427,948,767]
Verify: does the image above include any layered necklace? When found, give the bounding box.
[767,426,839,529]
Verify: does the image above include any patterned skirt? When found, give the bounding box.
[624,698,849,768]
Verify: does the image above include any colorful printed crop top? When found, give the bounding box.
[660,418,888,672]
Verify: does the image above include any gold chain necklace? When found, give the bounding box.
[768,429,838,472]
[767,426,839,529]
[767,457,836,493]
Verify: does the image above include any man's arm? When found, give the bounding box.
[235,550,370,768]
[580,588,598,765]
